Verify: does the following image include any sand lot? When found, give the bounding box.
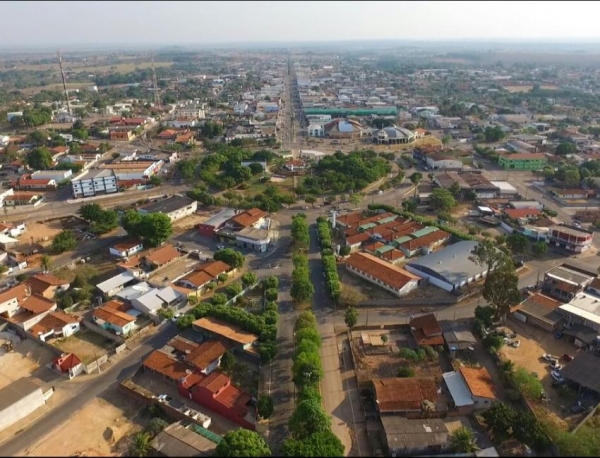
[19,388,145,457]
[0,339,56,389]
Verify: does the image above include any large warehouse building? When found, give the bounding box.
[405,241,493,292]
[0,377,47,431]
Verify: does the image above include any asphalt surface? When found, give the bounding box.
[0,322,180,456]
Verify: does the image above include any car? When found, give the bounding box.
[509,340,521,348]
[551,371,564,383]
[217,245,225,250]
[551,361,563,371]
[562,353,574,362]
[506,332,517,339]
[542,354,559,363]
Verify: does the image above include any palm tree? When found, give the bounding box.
[40,255,51,273]
[129,432,152,457]
[450,427,478,453]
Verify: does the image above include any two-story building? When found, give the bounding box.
[498,153,548,170]
[138,195,198,222]
[548,225,594,254]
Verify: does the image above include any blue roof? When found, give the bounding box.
[338,121,355,133]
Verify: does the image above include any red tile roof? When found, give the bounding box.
[410,313,444,346]
[459,367,497,400]
[345,252,421,290]
[229,208,267,228]
[186,340,229,371]
[399,230,450,253]
[20,294,56,314]
[145,245,180,266]
[53,353,82,372]
[373,378,440,412]
[504,208,542,219]
[25,274,68,295]
[143,350,196,382]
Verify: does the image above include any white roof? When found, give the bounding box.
[477,206,493,212]
[116,281,151,301]
[300,149,326,156]
[490,181,517,193]
[559,292,600,325]
[97,272,136,294]
[0,234,18,244]
[134,287,180,313]
[442,371,474,407]
[157,287,180,304]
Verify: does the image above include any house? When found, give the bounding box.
[560,352,600,396]
[235,226,271,253]
[31,170,72,182]
[143,245,182,270]
[150,421,219,457]
[29,310,80,342]
[458,367,497,409]
[542,263,596,302]
[96,272,137,297]
[52,353,84,379]
[307,123,325,137]
[131,287,182,316]
[299,149,326,162]
[101,160,163,180]
[178,261,232,292]
[345,252,421,297]
[109,239,144,258]
[71,169,118,198]
[440,320,477,351]
[4,192,43,206]
[396,228,451,258]
[548,225,594,254]
[586,277,600,297]
[25,274,69,299]
[409,313,444,346]
[165,336,229,375]
[92,299,138,335]
[16,175,57,191]
[511,292,563,333]
[226,208,267,231]
[0,283,58,332]
[406,241,497,293]
[283,158,308,172]
[425,154,463,171]
[372,377,445,416]
[498,153,547,170]
[138,195,198,222]
[324,118,363,139]
[550,188,591,200]
[156,129,179,141]
[198,209,237,237]
[503,207,542,222]
[434,172,499,199]
[109,128,135,141]
[0,378,47,432]
[192,317,258,352]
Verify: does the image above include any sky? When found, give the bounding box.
[3,1,600,48]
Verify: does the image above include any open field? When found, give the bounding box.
[53,330,116,364]
[148,256,198,286]
[504,85,561,93]
[18,386,146,457]
[24,221,65,246]
[0,60,173,74]
[245,176,295,197]
[172,213,208,232]
[0,339,56,389]
[18,82,97,95]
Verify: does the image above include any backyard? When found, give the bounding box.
[53,329,116,364]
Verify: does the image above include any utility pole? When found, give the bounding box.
[57,51,72,117]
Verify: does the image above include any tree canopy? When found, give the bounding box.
[122,210,172,247]
[430,188,457,212]
[52,230,77,254]
[214,248,245,269]
[215,429,271,457]
[26,147,53,170]
[482,264,521,323]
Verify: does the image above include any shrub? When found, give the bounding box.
[399,347,419,362]
[416,349,427,361]
[263,275,279,289]
[397,366,415,377]
[257,395,274,419]
[265,288,278,302]
[421,345,438,360]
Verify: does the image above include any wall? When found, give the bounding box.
[81,319,125,345]
[83,353,109,374]
[0,387,45,431]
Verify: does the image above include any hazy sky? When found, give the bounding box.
[3,1,600,47]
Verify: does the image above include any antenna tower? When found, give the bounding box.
[151,55,161,109]
[57,51,72,116]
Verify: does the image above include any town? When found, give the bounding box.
[1,26,600,458]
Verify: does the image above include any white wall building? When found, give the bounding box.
[71,169,117,198]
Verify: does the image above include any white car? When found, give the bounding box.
[509,340,520,348]
[542,354,558,363]
[217,245,225,250]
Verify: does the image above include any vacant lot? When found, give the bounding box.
[0,60,173,74]
[172,213,208,232]
[53,330,115,364]
[19,386,146,457]
[500,318,583,428]
[25,221,65,246]
[0,339,56,389]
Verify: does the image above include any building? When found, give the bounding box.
[380,416,451,457]
[299,149,326,162]
[25,274,69,299]
[0,283,58,332]
[52,353,84,379]
[434,172,499,199]
[235,226,271,253]
[109,128,134,142]
[560,352,600,396]
[164,336,228,375]
[443,367,496,414]
[101,160,163,180]
[150,422,220,457]
[307,123,325,137]
[541,263,595,302]
[96,272,137,297]
[225,208,267,231]
[138,195,198,222]
[198,209,237,237]
[71,169,117,198]
[409,314,444,346]
[178,261,232,292]
[16,175,57,191]
[132,287,182,316]
[192,317,258,352]
[406,241,496,293]
[372,126,416,144]
[109,239,144,258]
[511,293,564,332]
[440,320,477,351]
[396,228,451,258]
[92,299,138,335]
[345,252,422,297]
[0,377,47,432]
[497,153,547,170]
[324,118,363,139]
[143,245,182,270]
[372,377,445,416]
[548,225,594,254]
[29,310,80,342]
[425,154,463,171]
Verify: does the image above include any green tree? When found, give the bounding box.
[397,365,415,377]
[349,193,363,207]
[305,195,317,207]
[555,142,577,156]
[128,432,152,457]
[483,126,505,143]
[344,306,358,330]
[410,172,423,198]
[52,230,77,254]
[282,430,345,457]
[214,248,245,269]
[220,351,237,374]
[470,239,510,273]
[564,168,581,187]
[292,350,324,387]
[78,203,103,222]
[225,282,243,299]
[532,241,548,257]
[289,399,331,439]
[146,417,169,436]
[450,427,478,453]
[149,175,162,186]
[402,198,418,213]
[218,273,229,284]
[481,402,516,443]
[339,245,351,256]
[483,264,521,323]
[430,188,457,212]
[257,395,274,419]
[506,233,529,254]
[122,209,143,238]
[263,275,279,289]
[157,307,174,321]
[212,293,228,305]
[241,272,258,287]
[26,147,53,170]
[138,213,173,247]
[474,305,495,328]
[290,276,314,304]
[265,288,278,302]
[215,429,271,457]
[40,254,52,272]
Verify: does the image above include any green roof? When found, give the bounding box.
[393,236,412,246]
[358,222,377,231]
[304,107,397,116]
[377,216,398,225]
[188,424,222,444]
[411,227,439,238]
[375,244,395,254]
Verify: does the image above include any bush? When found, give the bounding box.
[399,347,419,362]
[265,288,278,302]
[257,395,274,419]
[397,366,415,377]
[225,282,243,299]
[482,334,504,354]
[421,345,438,360]
[263,275,279,289]
[264,301,278,313]
[511,367,544,400]
[416,349,427,361]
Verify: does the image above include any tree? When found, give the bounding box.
[410,172,423,198]
[78,203,103,222]
[397,365,415,377]
[26,147,53,170]
[122,209,143,238]
[220,351,237,374]
[483,265,521,323]
[241,272,258,287]
[344,306,358,330]
[555,142,577,156]
[402,198,418,213]
[215,429,271,457]
[532,241,548,257]
[442,134,452,145]
[146,417,169,436]
[289,399,331,439]
[292,350,324,387]
[265,288,278,302]
[257,395,274,419]
[470,239,510,273]
[149,175,162,186]
[506,233,529,254]
[482,402,516,443]
[474,305,495,328]
[305,196,317,207]
[430,188,457,212]
[483,126,505,143]
[28,130,49,146]
[129,432,152,457]
[349,193,363,207]
[564,168,581,187]
[282,430,345,457]
[218,273,229,284]
[157,307,174,321]
[138,213,173,247]
[40,255,51,272]
[450,427,478,453]
[339,245,351,256]
[52,230,77,254]
[248,162,264,175]
[263,275,279,289]
[214,248,245,269]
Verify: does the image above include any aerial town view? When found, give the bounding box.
[1,1,600,456]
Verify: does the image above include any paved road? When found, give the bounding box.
[0,322,180,456]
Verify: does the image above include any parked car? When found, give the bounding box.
[509,340,521,348]
[551,361,563,371]
[551,371,564,384]
[543,354,559,363]
[217,245,225,250]
[562,354,574,362]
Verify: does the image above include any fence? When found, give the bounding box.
[224,282,259,307]
[83,353,109,374]
[81,319,125,345]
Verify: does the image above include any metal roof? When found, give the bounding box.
[0,377,41,413]
[442,371,474,407]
